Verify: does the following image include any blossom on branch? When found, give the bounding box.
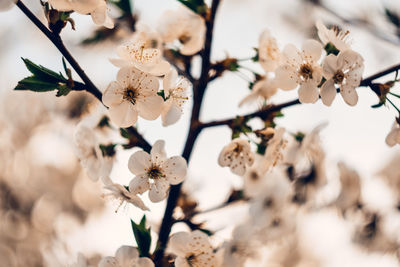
[316,20,351,51]
[110,33,170,76]
[98,246,154,267]
[274,40,323,103]
[258,29,281,72]
[158,7,206,56]
[102,67,163,128]
[48,0,114,28]
[74,123,113,182]
[161,68,190,126]
[128,140,187,202]
[239,76,278,107]
[168,230,221,267]
[218,139,255,176]
[320,49,364,106]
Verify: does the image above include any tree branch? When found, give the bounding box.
[16,0,151,153]
[153,1,221,265]
[16,0,102,101]
[200,62,400,129]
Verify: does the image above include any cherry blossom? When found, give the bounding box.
[168,230,221,267]
[274,40,323,103]
[320,49,364,106]
[218,139,255,176]
[316,20,351,51]
[239,76,278,107]
[73,123,113,182]
[109,36,170,76]
[158,7,206,56]
[128,140,187,202]
[48,0,114,29]
[102,177,149,211]
[263,127,287,172]
[385,121,400,147]
[98,246,154,267]
[258,29,281,72]
[102,67,163,128]
[161,68,190,126]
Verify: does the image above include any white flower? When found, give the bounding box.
[334,162,361,213]
[249,173,295,242]
[102,67,163,128]
[99,246,154,267]
[161,68,190,126]
[49,0,114,29]
[386,121,400,147]
[110,33,170,76]
[218,139,255,176]
[258,29,281,72]
[316,20,351,51]
[102,176,149,211]
[158,7,206,56]
[221,224,259,267]
[128,140,187,202]
[0,0,16,11]
[74,124,113,182]
[274,40,323,103]
[242,154,269,198]
[239,76,278,107]
[169,230,220,267]
[263,127,287,172]
[320,50,364,106]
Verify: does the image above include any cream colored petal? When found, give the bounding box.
[137,95,164,120]
[90,2,106,25]
[102,81,124,107]
[340,84,358,106]
[282,44,302,65]
[162,103,182,126]
[302,39,322,62]
[298,81,319,103]
[150,140,167,164]
[137,257,155,267]
[320,79,337,106]
[274,65,298,90]
[322,54,338,79]
[98,257,118,267]
[128,150,152,175]
[163,68,179,93]
[129,174,150,195]
[149,179,169,202]
[108,101,138,128]
[169,232,192,257]
[161,156,187,185]
[115,246,139,266]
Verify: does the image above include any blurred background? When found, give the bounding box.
[1,0,400,266]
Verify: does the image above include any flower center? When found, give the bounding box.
[179,34,191,44]
[333,70,345,84]
[147,166,164,179]
[124,88,137,105]
[299,64,313,80]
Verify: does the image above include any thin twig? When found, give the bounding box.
[153,1,222,265]
[200,63,400,129]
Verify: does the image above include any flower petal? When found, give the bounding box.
[169,232,192,257]
[115,246,139,266]
[98,257,118,267]
[163,68,179,93]
[150,140,167,164]
[340,84,358,106]
[129,174,150,194]
[108,101,138,128]
[137,95,164,120]
[102,81,123,107]
[128,150,152,175]
[162,156,187,185]
[282,44,302,65]
[320,79,337,106]
[298,82,319,103]
[162,102,182,126]
[322,54,338,79]
[137,257,155,267]
[302,39,322,62]
[274,65,298,90]
[149,179,169,202]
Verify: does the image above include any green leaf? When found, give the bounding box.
[157,90,167,101]
[177,0,207,15]
[15,76,59,92]
[251,47,259,62]
[371,102,385,108]
[56,84,71,97]
[22,58,66,83]
[120,128,132,139]
[324,43,339,56]
[256,143,266,155]
[131,216,152,257]
[99,144,117,157]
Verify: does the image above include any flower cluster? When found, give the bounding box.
[247,20,364,107]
